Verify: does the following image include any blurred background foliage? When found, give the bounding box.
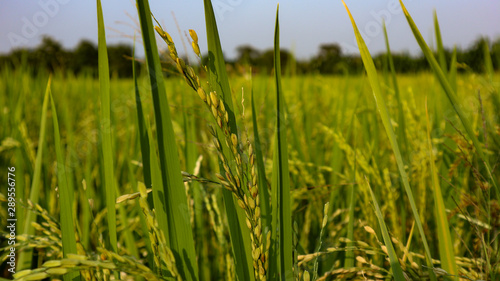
[1,35,499,77]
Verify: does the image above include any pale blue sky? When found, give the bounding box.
[1,0,499,60]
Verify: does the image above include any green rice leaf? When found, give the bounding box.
[50,89,81,281]
[344,147,357,269]
[364,178,405,281]
[341,2,437,280]
[132,35,152,205]
[425,99,458,280]
[97,0,118,255]
[449,47,457,93]
[136,0,198,279]
[17,77,51,270]
[270,5,294,280]
[399,0,499,200]
[383,21,408,159]
[131,37,155,269]
[183,85,209,279]
[203,1,254,280]
[434,11,447,72]
[146,118,170,245]
[251,81,271,235]
[483,40,494,82]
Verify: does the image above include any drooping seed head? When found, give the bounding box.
[186,66,196,79]
[238,199,246,210]
[189,29,198,43]
[215,173,225,181]
[252,247,261,260]
[204,97,211,110]
[251,186,258,198]
[154,26,173,43]
[231,133,238,148]
[210,91,219,108]
[164,30,174,43]
[191,41,201,57]
[246,217,252,229]
[255,207,261,218]
[211,105,218,119]
[217,116,223,128]
[364,225,376,235]
[255,222,261,236]
[176,58,185,75]
[197,88,206,102]
[248,196,255,209]
[219,100,226,114]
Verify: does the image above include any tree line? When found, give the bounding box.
[1,35,499,77]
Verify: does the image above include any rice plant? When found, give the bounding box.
[1,0,498,280]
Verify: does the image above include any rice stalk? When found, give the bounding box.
[269,5,294,281]
[399,0,499,200]
[49,88,81,281]
[153,2,269,278]
[341,1,437,279]
[96,0,117,257]
[136,0,198,279]
[17,76,51,271]
[425,98,459,280]
[363,178,405,280]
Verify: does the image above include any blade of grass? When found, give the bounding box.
[17,76,51,270]
[203,1,254,280]
[483,40,500,118]
[382,21,408,243]
[341,2,437,280]
[136,0,198,279]
[116,176,140,261]
[132,34,153,205]
[270,5,294,280]
[398,0,499,200]
[449,47,457,93]
[433,11,458,159]
[434,11,447,72]
[344,142,357,269]
[251,80,271,235]
[483,40,494,82]
[182,74,209,280]
[96,0,117,255]
[50,90,81,281]
[146,116,170,245]
[383,21,408,160]
[425,98,458,281]
[364,177,405,281]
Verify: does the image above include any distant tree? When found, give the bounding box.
[342,55,363,74]
[492,38,500,70]
[34,36,69,72]
[107,44,133,77]
[311,43,342,74]
[1,34,498,76]
[236,45,260,65]
[3,49,31,69]
[254,49,293,74]
[72,40,98,75]
[458,37,489,73]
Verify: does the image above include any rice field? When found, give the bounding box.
[1,0,499,280]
